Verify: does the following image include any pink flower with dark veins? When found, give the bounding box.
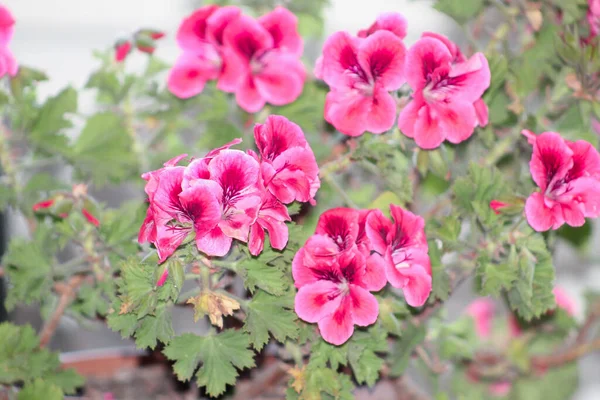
[524,131,600,231]
[221,14,306,112]
[320,30,406,136]
[293,250,381,345]
[248,190,291,256]
[253,115,320,204]
[398,36,490,149]
[366,204,432,307]
[258,6,303,56]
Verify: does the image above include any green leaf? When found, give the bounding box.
[477,245,518,296]
[29,87,77,155]
[348,348,382,387]
[512,359,578,400]
[72,112,136,184]
[389,322,426,376]
[134,305,174,349]
[434,0,484,23]
[106,306,138,339]
[238,249,292,296]
[484,53,508,100]
[18,379,63,400]
[429,241,451,301]
[244,289,299,350]
[368,191,403,217]
[163,330,255,397]
[508,235,556,320]
[310,339,349,370]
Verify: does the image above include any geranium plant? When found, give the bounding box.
[1,0,600,399]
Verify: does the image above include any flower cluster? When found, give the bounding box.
[293,205,432,345]
[0,5,18,78]
[315,12,490,149]
[168,5,305,112]
[138,115,319,268]
[114,29,165,63]
[32,184,100,227]
[522,130,600,232]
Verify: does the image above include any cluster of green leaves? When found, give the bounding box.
[0,323,84,399]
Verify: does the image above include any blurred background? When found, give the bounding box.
[1,0,599,398]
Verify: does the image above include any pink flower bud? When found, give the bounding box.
[32,199,55,211]
[114,40,132,63]
[81,208,100,227]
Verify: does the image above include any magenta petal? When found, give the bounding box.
[316,208,360,248]
[348,285,379,326]
[404,37,453,90]
[357,30,406,90]
[365,88,398,134]
[365,209,392,255]
[176,5,219,51]
[466,298,495,338]
[304,234,340,258]
[259,216,289,250]
[258,6,303,56]
[254,115,308,160]
[474,98,489,127]
[437,101,477,145]
[320,31,361,88]
[248,223,265,256]
[219,194,261,242]
[317,296,355,345]
[397,98,424,139]
[155,224,190,263]
[398,264,432,307]
[209,149,260,192]
[156,269,169,287]
[195,226,233,257]
[254,51,306,106]
[292,248,319,288]
[413,104,446,150]
[236,75,266,113]
[447,53,491,103]
[295,280,343,323]
[178,181,222,238]
[324,89,370,137]
[206,6,241,45]
[364,253,388,291]
[168,52,219,99]
[223,14,273,61]
[529,132,573,191]
[567,140,600,180]
[218,47,248,93]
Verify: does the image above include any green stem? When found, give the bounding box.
[123,96,148,173]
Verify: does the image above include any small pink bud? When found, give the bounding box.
[490,200,509,215]
[521,129,537,145]
[32,199,54,211]
[136,45,155,54]
[114,40,132,63]
[156,269,169,287]
[81,208,100,227]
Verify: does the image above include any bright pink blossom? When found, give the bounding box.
[253,115,320,204]
[248,190,290,256]
[221,14,305,112]
[466,298,495,338]
[190,150,262,257]
[524,131,600,231]
[366,204,432,307]
[320,31,406,136]
[168,5,241,98]
[0,5,17,77]
[358,12,407,39]
[588,0,600,38]
[258,6,303,56]
[398,36,490,149]
[294,249,381,345]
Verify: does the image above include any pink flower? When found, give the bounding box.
[258,6,303,56]
[114,40,132,63]
[398,36,490,149]
[221,14,306,112]
[140,166,222,262]
[294,250,381,345]
[248,190,290,256]
[466,298,496,338]
[524,131,600,231]
[358,12,407,39]
[0,5,17,77]
[168,5,241,98]
[190,150,262,257]
[366,204,432,307]
[320,31,406,136]
[253,115,320,204]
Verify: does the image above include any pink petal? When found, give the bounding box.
[176,5,219,51]
[217,46,248,93]
[567,140,600,180]
[151,167,186,219]
[315,208,360,249]
[304,234,340,258]
[398,264,432,307]
[138,207,157,244]
[365,209,393,255]
[258,6,303,56]
[206,6,241,45]
[167,52,219,99]
[236,75,266,113]
[474,99,489,127]
[182,158,211,188]
[412,103,446,150]
[324,89,370,137]
[254,51,306,107]
[208,149,260,195]
[529,132,573,191]
[349,285,379,326]
[164,153,188,167]
[156,269,169,287]
[525,192,555,232]
[397,98,424,139]
[248,222,265,256]
[0,6,15,47]
[489,382,512,397]
[195,225,233,257]
[421,32,464,62]
[320,31,361,88]
[258,215,289,250]
[363,253,388,292]
[436,100,477,145]
[254,115,308,160]
[292,247,318,288]
[82,209,100,227]
[570,177,600,218]
[359,12,408,40]
[357,30,406,90]
[178,180,222,237]
[364,88,398,134]
[446,53,491,103]
[317,296,355,345]
[389,205,428,248]
[404,37,453,90]
[223,14,273,61]
[155,224,190,263]
[267,147,319,203]
[219,194,261,242]
[295,280,343,323]
[313,55,324,79]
